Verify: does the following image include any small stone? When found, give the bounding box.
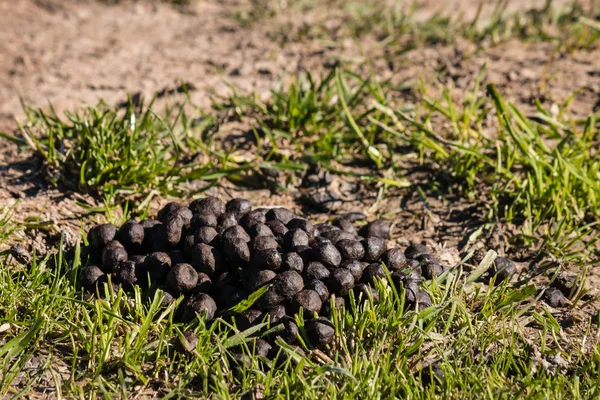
[333,218,358,235]
[217,212,238,233]
[320,230,356,244]
[268,304,287,325]
[253,338,272,357]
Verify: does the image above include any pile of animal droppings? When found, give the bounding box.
[78,196,518,356]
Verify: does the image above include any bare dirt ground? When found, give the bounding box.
[0,0,599,265]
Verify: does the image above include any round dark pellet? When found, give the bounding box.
[489,256,516,281]
[89,224,117,248]
[247,223,274,240]
[278,317,299,344]
[287,218,315,239]
[140,219,161,247]
[167,263,198,293]
[239,210,266,229]
[252,236,279,253]
[381,248,406,271]
[182,234,196,256]
[254,338,272,357]
[273,270,304,299]
[336,239,365,261]
[543,288,569,308]
[333,218,358,235]
[129,254,146,266]
[157,202,183,221]
[305,279,330,302]
[162,216,185,246]
[353,283,380,303]
[303,261,330,281]
[295,245,314,264]
[284,228,309,250]
[267,304,287,325]
[340,260,367,282]
[79,265,106,289]
[417,254,443,280]
[322,296,345,317]
[312,241,342,268]
[217,212,238,233]
[291,289,322,315]
[118,220,144,248]
[147,285,177,307]
[223,237,251,263]
[191,243,224,276]
[327,268,355,296]
[190,213,218,230]
[320,230,355,244]
[362,237,386,262]
[248,269,277,293]
[162,207,193,229]
[251,248,282,271]
[362,219,391,238]
[226,198,252,215]
[195,226,219,246]
[117,260,139,288]
[417,290,433,308]
[236,309,265,331]
[145,252,171,283]
[421,363,445,386]
[222,225,251,244]
[184,293,217,321]
[191,272,213,294]
[360,263,387,284]
[101,241,128,272]
[316,224,339,235]
[404,243,432,260]
[305,317,335,348]
[189,196,225,217]
[177,331,199,354]
[265,219,288,241]
[266,207,296,224]
[282,252,304,274]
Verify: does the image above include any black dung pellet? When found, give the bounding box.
[89,224,117,248]
[382,248,406,271]
[353,283,379,303]
[273,271,304,299]
[296,245,314,264]
[282,252,304,274]
[362,237,386,262]
[322,297,345,317]
[543,288,569,308]
[192,272,213,294]
[334,218,358,235]
[279,317,299,344]
[217,212,238,233]
[268,304,287,325]
[340,260,367,282]
[251,248,282,271]
[404,243,432,260]
[162,216,185,246]
[305,279,330,302]
[182,235,196,256]
[184,293,217,321]
[313,241,342,268]
[327,268,355,296]
[147,285,177,307]
[167,263,198,293]
[266,208,296,224]
[417,254,443,280]
[360,263,387,284]
[222,225,251,244]
[551,274,582,299]
[224,237,251,263]
[145,252,171,282]
[284,228,309,250]
[190,213,218,230]
[316,224,339,234]
[192,244,224,276]
[320,229,356,244]
[421,362,445,386]
[101,241,128,272]
[254,338,272,357]
[303,261,331,281]
[119,220,144,248]
[417,290,433,308]
[79,265,106,289]
[362,219,391,238]
[292,289,322,315]
[248,269,277,293]
[240,210,266,229]
[157,202,183,221]
[117,260,139,288]
[287,219,315,239]
[489,256,516,281]
[236,309,264,331]
[252,236,279,253]
[189,196,225,217]
[305,317,335,348]
[247,223,274,240]
[195,226,219,246]
[177,331,199,354]
[140,219,161,246]
[265,219,288,241]
[161,207,193,229]
[336,239,365,261]
[226,198,252,215]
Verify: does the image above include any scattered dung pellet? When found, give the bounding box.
[240,210,267,229]
[266,208,296,224]
[191,244,224,276]
[353,283,379,303]
[184,293,217,321]
[404,243,432,260]
[284,229,309,250]
[190,213,218,230]
[177,331,198,354]
[252,236,279,253]
[117,260,139,288]
[101,241,128,272]
[305,279,330,302]
[333,218,358,235]
[253,338,272,357]
[362,237,386,262]
[418,254,443,280]
[10,245,31,265]
[268,304,287,325]
[303,261,330,281]
[226,198,253,215]
[192,273,213,294]
[248,269,277,293]
[222,225,251,244]
[265,220,288,241]
[147,285,177,307]
[360,263,387,284]
[320,229,355,244]
[287,218,315,238]
[416,290,433,308]
[392,271,420,303]
[327,268,355,296]
[251,248,282,271]
[362,219,391,238]
[406,259,420,270]
[312,241,342,268]
[278,317,299,344]
[322,297,345,317]
[236,309,264,331]
[489,256,516,281]
[551,274,583,299]
[282,252,304,274]
[224,237,251,263]
[79,265,106,289]
[167,263,199,293]
[341,260,367,282]
[421,362,445,386]
[304,190,342,212]
[381,248,406,271]
[543,288,569,308]
[195,226,219,246]
[89,224,117,248]
[336,239,365,261]
[258,286,285,309]
[229,353,252,370]
[118,220,145,248]
[273,271,304,299]
[305,317,335,348]
[189,196,225,217]
[145,252,171,282]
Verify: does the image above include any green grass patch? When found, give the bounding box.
[1,243,598,397]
